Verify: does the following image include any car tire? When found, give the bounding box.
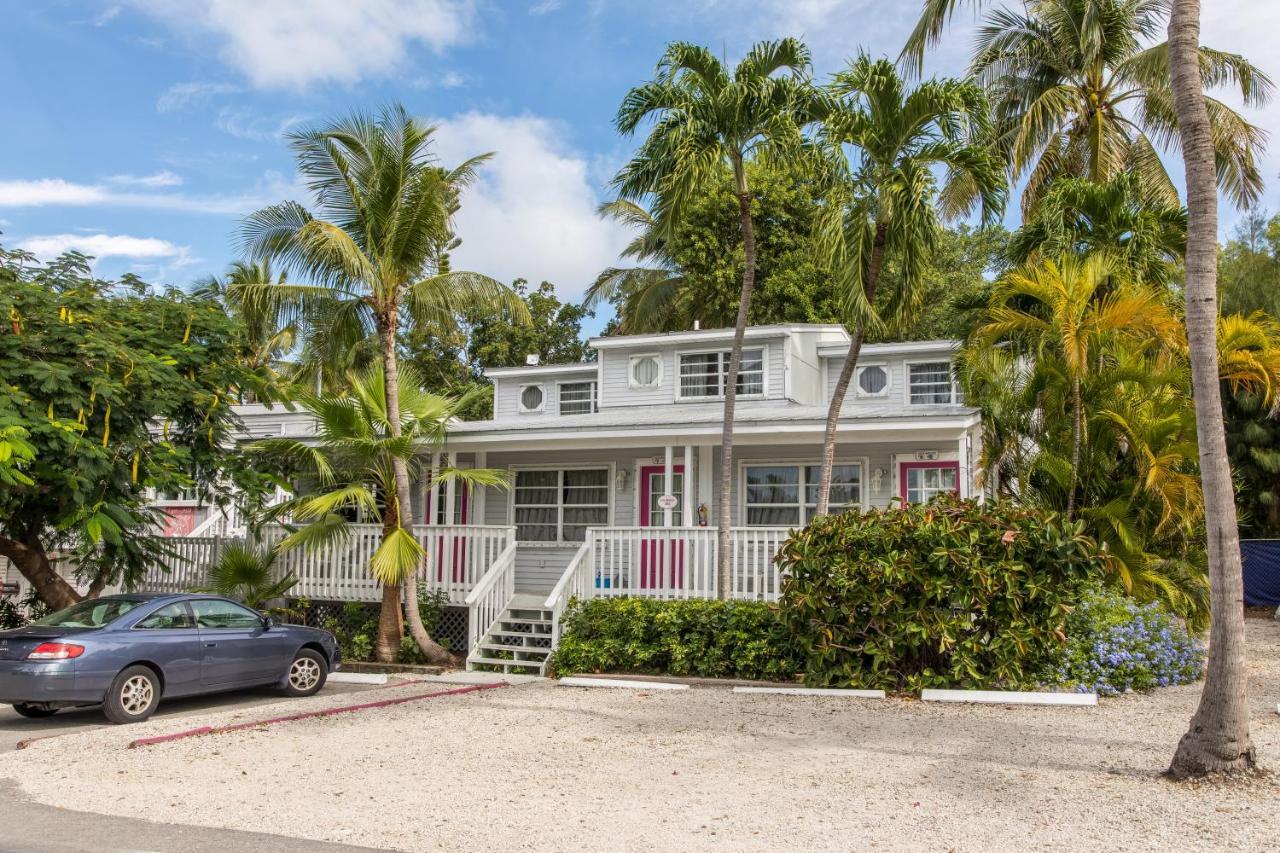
[282,648,327,697]
[11,703,58,719]
[103,665,161,725]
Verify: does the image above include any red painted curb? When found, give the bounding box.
[127,682,506,749]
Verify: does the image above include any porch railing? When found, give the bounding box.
[464,540,518,660]
[411,524,514,604]
[144,536,231,593]
[544,526,793,635]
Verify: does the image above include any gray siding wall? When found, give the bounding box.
[492,372,596,420]
[821,356,960,411]
[598,336,790,409]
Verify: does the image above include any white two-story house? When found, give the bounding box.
[148,323,982,673]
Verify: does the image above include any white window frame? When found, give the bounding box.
[627,353,663,390]
[893,451,964,501]
[675,345,768,402]
[556,379,597,416]
[508,463,615,545]
[853,362,891,399]
[738,457,869,527]
[904,359,957,406]
[518,383,546,414]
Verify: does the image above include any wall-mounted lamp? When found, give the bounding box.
[870,467,887,493]
[615,468,630,491]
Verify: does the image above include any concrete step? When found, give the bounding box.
[479,641,550,655]
[467,655,544,671]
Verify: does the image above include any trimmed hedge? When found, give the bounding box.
[548,597,801,681]
[777,495,1105,691]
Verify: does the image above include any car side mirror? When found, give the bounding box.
[262,615,274,631]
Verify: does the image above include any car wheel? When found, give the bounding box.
[103,665,161,724]
[283,649,327,697]
[11,703,58,719]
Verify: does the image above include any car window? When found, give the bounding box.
[32,597,146,628]
[191,599,264,630]
[135,602,195,630]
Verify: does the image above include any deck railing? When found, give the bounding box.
[463,541,518,659]
[545,541,592,647]
[144,536,230,593]
[546,525,792,615]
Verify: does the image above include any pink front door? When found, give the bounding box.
[639,465,684,590]
[899,461,960,503]
[425,482,470,583]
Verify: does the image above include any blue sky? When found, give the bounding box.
[2,0,1277,335]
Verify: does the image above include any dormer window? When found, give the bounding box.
[907,362,954,404]
[677,348,765,400]
[519,384,545,413]
[629,354,662,389]
[558,380,597,415]
[855,364,889,397]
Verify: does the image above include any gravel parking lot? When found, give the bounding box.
[2,620,1277,852]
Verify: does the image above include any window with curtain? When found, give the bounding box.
[558,381,596,415]
[744,463,861,525]
[856,365,888,396]
[513,468,609,542]
[908,362,954,404]
[678,348,764,399]
[519,384,545,412]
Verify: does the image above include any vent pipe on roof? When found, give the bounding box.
[526,354,540,366]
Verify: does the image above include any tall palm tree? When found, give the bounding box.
[1167,0,1256,778]
[238,104,527,659]
[1006,173,1186,286]
[254,365,507,663]
[612,39,815,598]
[583,200,686,334]
[973,252,1182,516]
[192,260,298,399]
[903,0,1271,214]
[812,55,1005,514]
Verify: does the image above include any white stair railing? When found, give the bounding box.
[464,541,518,660]
[544,541,592,647]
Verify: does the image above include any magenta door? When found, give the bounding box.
[639,465,684,590]
[899,461,960,504]
[426,482,470,583]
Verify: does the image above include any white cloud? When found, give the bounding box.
[529,0,562,14]
[106,170,184,188]
[429,112,629,299]
[15,233,191,263]
[94,5,122,26]
[0,172,304,216]
[213,108,307,142]
[130,0,477,90]
[156,80,240,112]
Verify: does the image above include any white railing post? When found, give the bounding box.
[544,539,592,649]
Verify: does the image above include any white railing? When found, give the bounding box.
[544,541,592,647]
[187,504,246,538]
[579,526,791,603]
[411,524,515,605]
[464,541,518,660]
[144,536,231,593]
[261,523,384,602]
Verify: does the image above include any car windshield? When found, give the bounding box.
[31,597,149,629]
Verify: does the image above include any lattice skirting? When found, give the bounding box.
[286,599,470,653]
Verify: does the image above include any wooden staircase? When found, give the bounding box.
[465,594,553,676]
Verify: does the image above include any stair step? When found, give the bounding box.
[486,636,552,648]
[490,628,552,639]
[467,656,544,670]
[479,641,549,655]
[500,617,552,627]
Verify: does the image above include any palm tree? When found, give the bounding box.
[238,104,527,659]
[903,0,1271,214]
[192,260,298,400]
[973,252,1183,517]
[254,365,507,663]
[612,39,815,598]
[1167,0,1255,778]
[1006,173,1186,286]
[583,200,686,334]
[813,55,1006,514]
[193,543,298,611]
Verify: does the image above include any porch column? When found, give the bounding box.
[697,445,714,524]
[957,435,969,499]
[662,445,675,527]
[426,451,441,527]
[474,451,487,524]
[444,451,457,526]
[682,445,694,527]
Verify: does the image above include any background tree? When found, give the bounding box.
[191,260,298,392]
[239,104,526,659]
[0,247,276,608]
[612,39,815,597]
[813,55,1005,514]
[1219,209,1280,318]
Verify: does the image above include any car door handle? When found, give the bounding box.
[204,642,218,648]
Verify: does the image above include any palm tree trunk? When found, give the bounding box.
[1167,0,1256,778]
[716,163,757,601]
[817,223,887,515]
[1067,373,1082,519]
[378,305,455,666]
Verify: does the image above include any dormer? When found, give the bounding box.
[486,363,599,420]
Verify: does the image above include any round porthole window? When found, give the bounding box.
[857,365,888,396]
[630,355,660,388]
[520,384,544,411]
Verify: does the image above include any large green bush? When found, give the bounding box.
[777,495,1104,691]
[548,598,801,681]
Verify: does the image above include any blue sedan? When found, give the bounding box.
[0,593,341,724]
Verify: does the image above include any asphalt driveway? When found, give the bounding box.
[0,680,376,753]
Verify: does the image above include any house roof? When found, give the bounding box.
[816,339,963,359]
[587,323,849,350]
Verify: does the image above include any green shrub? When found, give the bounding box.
[777,495,1104,691]
[548,598,802,681]
[1046,585,1205,695]
[322,602,379,662]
